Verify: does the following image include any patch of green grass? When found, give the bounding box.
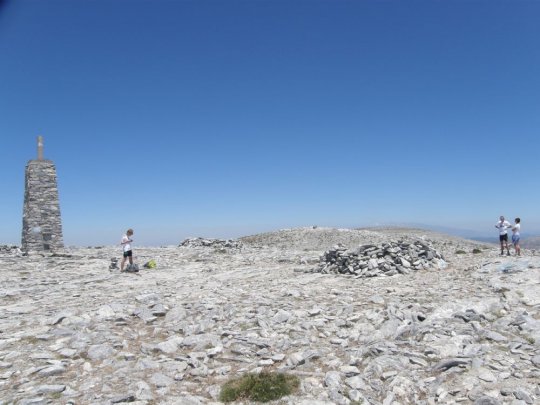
[19,336,40,344]
[219,372,300,403]
[524,335,535,344]
[239,322,253,331]
[455,250,466,255]
[472,248,482,254]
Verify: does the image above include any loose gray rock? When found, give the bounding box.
[513,388,534,404]
[273,309,291,323]
[110,393,136,403]
[37,365,65,377]
[155,337,182,354]
[474,396,501,405]
[150,372,174,387]
[432,358,470,372]
[87,344,115,360]
[36,385,66,394]
[133,307,157,323]
[484,330,507,342]
[324,371,341,389]
[345,375,367,390]
[135,381,154,401]
[18,399,48,405]
[477,368,497,382]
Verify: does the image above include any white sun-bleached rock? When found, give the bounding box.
[37,365,65,377]
[155,337,184,354]
[0,227,539,404]
[87,344,115,360]
[35,385,66,394]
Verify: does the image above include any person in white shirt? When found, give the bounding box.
[511,218,521,256]
[120,228,134,271]
[495,216,511,256]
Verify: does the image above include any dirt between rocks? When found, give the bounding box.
[0,227,539,405]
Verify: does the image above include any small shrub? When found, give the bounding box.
[472,248,482,254]
[239,322,253,331]
[455,250,466,255]
[219,372,300,403]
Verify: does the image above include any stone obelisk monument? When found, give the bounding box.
[21,136,64,252]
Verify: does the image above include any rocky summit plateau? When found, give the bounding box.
[1,227,539,405]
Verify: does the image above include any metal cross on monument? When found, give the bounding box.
[37,135,44,160]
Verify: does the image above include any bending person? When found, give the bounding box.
[120,228,134,271]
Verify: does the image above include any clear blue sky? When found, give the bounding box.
[1,0,539,246]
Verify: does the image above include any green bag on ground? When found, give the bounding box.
[144,259,156,269]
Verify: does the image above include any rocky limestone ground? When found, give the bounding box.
[0,227,539,405]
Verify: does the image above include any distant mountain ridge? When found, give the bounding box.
[465,234,540,249]
[361,223,490,239]
[520,236,540,250]
[364,222,540,248]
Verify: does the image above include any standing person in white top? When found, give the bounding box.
[120,228,134,272]
[495,216,511,256]
[512,218,521,256]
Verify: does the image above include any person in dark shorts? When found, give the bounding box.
[120,228,134,271]
[495,216,511,256]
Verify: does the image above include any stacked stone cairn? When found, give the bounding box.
[179,237,243,250]
[311,239,445,278]
[0,245,21,256]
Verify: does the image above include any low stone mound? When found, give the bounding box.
[0,245,21,256]
[179,237,243,250]
[309,239,446,278]
[240,227,387,251]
